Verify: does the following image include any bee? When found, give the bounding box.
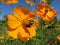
[26,20,34,27]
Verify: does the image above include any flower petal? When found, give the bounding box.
[17,26,30,41]
[8,25,30,39]
[5,0,18,5]
[56,34,60,40]
[43,16,50,22]
[14,7,35,21]
[13,7,23,20]
[27,28,36,38]
[8,28,19,38]
[17,32,29,41]
[14,7,29,21]
[7,14,21,29]
[25,0,35,6]
[41,0,46,2]
[46,10,57,18]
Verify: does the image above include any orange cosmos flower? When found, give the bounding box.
[36,3,57,22]
[5,0,18,5]
[7,7,38,41]
[25,0,35,6]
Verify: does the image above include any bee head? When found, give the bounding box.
[26,20,34,28]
